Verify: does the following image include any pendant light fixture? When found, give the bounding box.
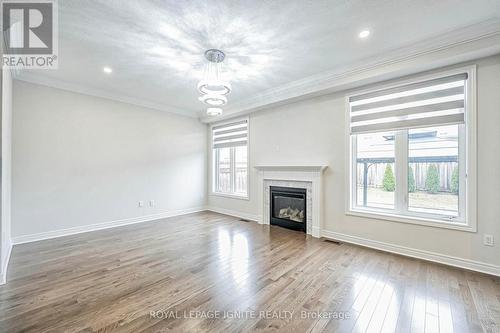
[198,49,230,116]
[206,107,223,116]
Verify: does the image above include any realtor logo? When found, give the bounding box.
[2,0,58,69]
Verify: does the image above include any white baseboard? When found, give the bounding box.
[322,230,500,277]
[11,207,206,245]
[312,226,321,238]
[206,206,262,224]
[9,209,498,278]
[0,239,13,285]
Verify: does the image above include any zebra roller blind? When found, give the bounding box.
[212,119,248,149]
[349,73,468,134]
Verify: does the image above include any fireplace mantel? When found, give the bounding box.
[255,165,328,238]
[254,165,328,172]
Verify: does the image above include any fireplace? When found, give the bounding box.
[270,186,306,232]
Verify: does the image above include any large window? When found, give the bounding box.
[212,119,248,198]
[348,69,476,231]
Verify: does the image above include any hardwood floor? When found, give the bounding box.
[0,211,499,332]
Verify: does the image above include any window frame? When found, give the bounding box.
[211,117,250,200]
[345,66,477,232]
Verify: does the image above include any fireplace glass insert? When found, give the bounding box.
[270,186,306,232]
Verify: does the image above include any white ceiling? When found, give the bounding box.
[17,0,500,118]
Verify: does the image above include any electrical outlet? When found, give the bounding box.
[483,234,494,247]
[138,201,144,208]
[149,200,155,207]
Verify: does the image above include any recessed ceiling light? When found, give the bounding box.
[103,67,113,73]
[359,30,370,39]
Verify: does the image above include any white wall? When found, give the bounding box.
[12,81,207,238]
[1,66,13,283]
[208,55,500,269]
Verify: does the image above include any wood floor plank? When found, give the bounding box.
[0,211,498,333]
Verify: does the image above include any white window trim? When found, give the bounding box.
[210,117,250,200]
[345,65,477,232]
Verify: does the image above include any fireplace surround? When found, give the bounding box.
[255,165,328,238]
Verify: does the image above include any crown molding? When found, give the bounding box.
[13,72,199,118]
[12,18,500,122]
[201,18,500,123]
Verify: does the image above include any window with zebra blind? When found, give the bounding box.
[211,119,248,198]
[347,67,477,231]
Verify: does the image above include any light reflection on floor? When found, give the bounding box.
[350,273,454,332]
[217,229,250,290]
